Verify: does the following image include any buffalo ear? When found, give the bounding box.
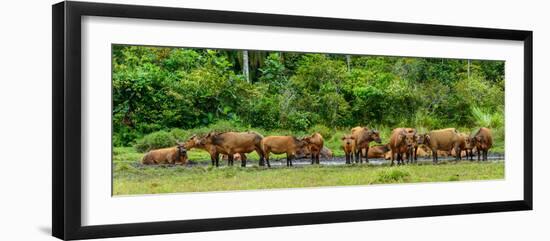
[341,136,346,140]
[350,136,355,140]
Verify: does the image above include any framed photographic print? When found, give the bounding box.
[52,1,533,240]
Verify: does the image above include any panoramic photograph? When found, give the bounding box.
[111,44,505,195]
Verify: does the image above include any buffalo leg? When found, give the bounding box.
[390,150,395,166]
[286,154,290,167]
[345,152,350,164]
[477,148,481,161]
[311,153,319,164]
[265,152,273,167]
[228,154,234,166]
[262,154,271,167]
[212,153,220,167]
[432,149,438,164]
[316,153,320,164]
[289,155,294,166]
[398,153,403,165]
[399,153,403,165]
[210,153,217,167]
[396,153,400,165]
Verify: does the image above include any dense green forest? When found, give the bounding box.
[112,45,504,147]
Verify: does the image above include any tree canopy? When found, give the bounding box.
[112,45,504,146]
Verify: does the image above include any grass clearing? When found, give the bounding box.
[113,160,504,195]
[112,145,505,195]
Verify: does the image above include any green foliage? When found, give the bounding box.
[308,124,333,139]
[112,45,505,147]
[259,53,288,93]
[134,130,176,152]
[375,168,411,183]
[286,111,313,131]
[471,107,504,129]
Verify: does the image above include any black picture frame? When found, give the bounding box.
[52,1,533,240]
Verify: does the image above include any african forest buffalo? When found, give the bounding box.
[472,127,493,161]
[416,144,432,158]
[388,128,417,166]
[421,128,463,163]
[402,128,419,163]
[183,134,228,166]
[296,146,333,160]
[368,144,390,159]
[141,142,188,165]
[196,131,265,167]
[303,133,324,165]
[341,134,356,164]
[261,136,308,167]
[461,133,476,160]
[351,126,382,163]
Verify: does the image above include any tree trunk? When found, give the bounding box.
[243,50,250,82]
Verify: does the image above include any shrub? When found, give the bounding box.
[286,111,312,131]
[471,106,504,129]
[308,124,333,139]
[134,130,176,152]
[375,168,411,183]
[169,128,191,142]
[207,120,245,132]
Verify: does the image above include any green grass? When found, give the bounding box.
[113,159,504,195]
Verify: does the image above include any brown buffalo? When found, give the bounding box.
[472,127,493,161]
[404,128,419,163]
[388,144,431,160]
[341,134,356,164]
[351,126,382,163]
[416,144,432,158]
[303,133,324,165]
[388,128,417,166]
[261,136,309,167]
[183,134,227,166]
[296,146,333,159]
[461,133,476,160]
[141,142,188,165]
[368,144,390,158]
[320,147,333,159]
[199,131,265,167]
[421,128,462,163]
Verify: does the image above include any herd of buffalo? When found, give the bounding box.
[141,127,494,167]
